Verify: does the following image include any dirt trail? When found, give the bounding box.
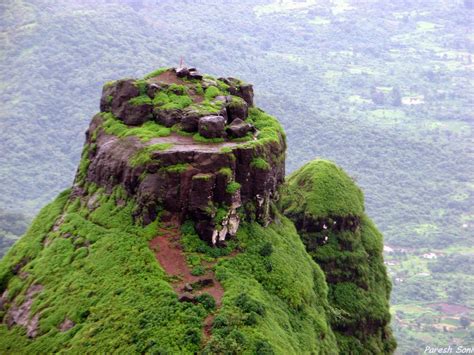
[149,223,225,340]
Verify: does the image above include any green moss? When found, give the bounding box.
[226,182,241,194]
[216,80,230,92]
[192,173,213,181]
[103,80,116,88]
[204,86,221,100]
[189,100,222,114]
[230,133,254,142]
[153,91,192,110]
[76,144,91,184]
[129,143,173,167]
[168,83,188,95]
[214,207,229,225]
[192,133,224,144]
[162,163,190,173]
[282,159,365,218]
[101,113,170,142]
[251,157,270,170]
[241,107,286,148]
[134,79,148,95]
[220,147,234,154]
[194,83,204,96]
[143,67,169,79]
[128,95,152,106]
[218,167,232,178]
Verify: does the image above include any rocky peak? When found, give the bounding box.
[76,67,286,245]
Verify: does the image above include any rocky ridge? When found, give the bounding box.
[76,67,285,245]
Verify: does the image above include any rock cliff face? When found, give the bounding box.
[77,67,285,244]
[0,67,395,354]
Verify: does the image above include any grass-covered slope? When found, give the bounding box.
[281,160,397,354]
[0,186,338,353]
[281,160,365,218]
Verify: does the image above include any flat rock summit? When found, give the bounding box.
[82,67,286,245]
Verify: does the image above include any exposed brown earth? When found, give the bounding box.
[149,222,225,340]
[5,284,43,338]
[149,133,243,153]
[147,70,203,103]
[149,225,224,306]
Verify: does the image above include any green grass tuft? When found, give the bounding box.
[129,143,173,167]
[129,95,152,106]
[192,133,225,144]
[162,163,190,173]
[250,157,270,170]
[101,113,171,142]
[226,182,241,194]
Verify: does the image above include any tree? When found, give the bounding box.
[460,317,471,329]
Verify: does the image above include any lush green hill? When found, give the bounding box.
[282,160,396,353]
[1,0,472,352]
[0,66,395,353]
[0,187,339,353]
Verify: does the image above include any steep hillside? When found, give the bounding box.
[282,161,396,353]
[0,69,394,353]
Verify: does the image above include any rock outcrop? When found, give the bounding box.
[76,67,285,244]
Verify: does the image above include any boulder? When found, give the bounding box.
[237,84,254,107]
[221,77,254,107]
[226,118,254,138]
[226,97,248,122]
[198,116,226,138]
[147,83,164,98]
[100,79,152,125]
[181,109,202,132]
[176,67,190,78]
[114,102,153,125]
[188,174,215,214]
[178,293,196,303]
[154,108,182,127]
[188,71,203,80]
[110,79,140,112]
[100,83,116,112]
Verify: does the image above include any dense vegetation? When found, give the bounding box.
[282,160,396,353]
[0,185,343,353]
[0,0,472,352]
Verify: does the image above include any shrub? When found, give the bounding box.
[191,265,205,276]
[195,293,216,311]
[259,242,273,257]
[251,157,270,170]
